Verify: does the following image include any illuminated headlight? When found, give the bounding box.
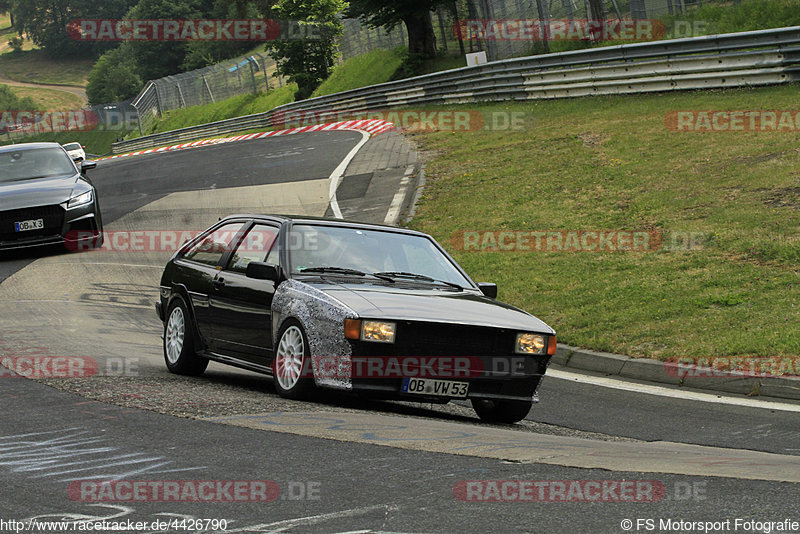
[515,333,547,355]
[67,190,93,209]
[344,319,396,343]
[362,321,396,343]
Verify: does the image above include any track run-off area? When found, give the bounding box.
[1,128,798,532]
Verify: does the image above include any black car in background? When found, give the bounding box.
[156,215,557,423]
[0,142,102,251]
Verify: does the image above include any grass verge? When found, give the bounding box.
[313,48,405,97]
[146,84,297,135]
[407,84,800,359]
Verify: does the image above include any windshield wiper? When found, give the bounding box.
[298,267,395,282]
[373,271,465,291]
[300,267,394,283]
[299,266,366,276]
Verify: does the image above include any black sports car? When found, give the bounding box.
[0,142,102,251]
[156,215,556,423]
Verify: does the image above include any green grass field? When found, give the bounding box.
[6,85,83,110]
[407,84,800,360]
[0,50,92,86]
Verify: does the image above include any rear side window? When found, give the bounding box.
[183,222,246,267]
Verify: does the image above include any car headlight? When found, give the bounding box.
[515,333,547,355]
[344,319,396,343]
[67,190,93,209]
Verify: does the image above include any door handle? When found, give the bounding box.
[212,279,225,290]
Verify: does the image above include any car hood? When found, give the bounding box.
[300,278,555,334]
[0,174,81,211]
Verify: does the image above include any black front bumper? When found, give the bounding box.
[0,203,101,251]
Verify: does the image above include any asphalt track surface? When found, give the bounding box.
[1,130,799,532]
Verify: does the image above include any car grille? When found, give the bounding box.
[395,321,514,357]
[0,205,65,242]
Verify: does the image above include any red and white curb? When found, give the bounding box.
[96,119,395,162]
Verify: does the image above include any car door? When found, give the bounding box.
[209,223,280,362]
[173,220,247,347]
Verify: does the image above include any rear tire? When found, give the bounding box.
[272,320,314,399]
[163,299,208,376]
[472,399,532,424]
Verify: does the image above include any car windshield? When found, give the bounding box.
[63,143,81,151]
[288,224,472,288]
[0,147,76,182]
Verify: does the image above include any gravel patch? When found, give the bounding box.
[33,374,638,443]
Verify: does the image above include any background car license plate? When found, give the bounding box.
[15,219,44,232]
[402,377,469,398]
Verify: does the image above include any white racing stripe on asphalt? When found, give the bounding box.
[328,130,371,219]
[383,165,416,225]
[547,368,800,412]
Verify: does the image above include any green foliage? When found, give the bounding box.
[661,0,800,37]
[86,45,143,105]
[345,0,449,57]
[0,83,36,110]
[391,48,426,79]
[312,48,404,97]
[345,0,448,30]
[266,0,345,100]
[7,35,22,52]
[11,0,137,59]
[124,0,201,81]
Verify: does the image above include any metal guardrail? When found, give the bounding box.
[112,26,800,154]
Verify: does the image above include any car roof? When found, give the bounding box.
[219,214,428,237]
[0,142,64,154]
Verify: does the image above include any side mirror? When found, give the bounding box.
[477,282,497,299]
[246,262,281,282]
[81,160,97,172]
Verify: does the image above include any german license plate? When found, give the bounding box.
[15,219,44,232]
[402,377,469,398]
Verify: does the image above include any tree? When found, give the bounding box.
[86,44,143,105]
[11,0,137,58]
[124,0,202,81]
[266,0,345,100]
[180,0,273,71]
[346,0,450,59]
[0,0,15,27]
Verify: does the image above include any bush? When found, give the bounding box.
[86,45,143,106]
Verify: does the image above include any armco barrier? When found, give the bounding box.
[112,26,800,154]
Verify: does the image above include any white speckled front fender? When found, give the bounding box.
[271,279,357,390]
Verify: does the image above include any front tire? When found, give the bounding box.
[472,399,532,424]
[163,299,208,376]
[272,320,314,399]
